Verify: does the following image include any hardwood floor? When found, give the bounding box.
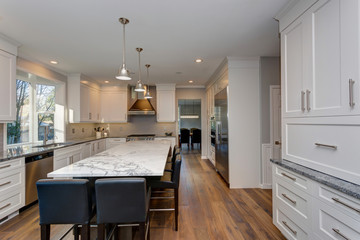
[0,147,285,240]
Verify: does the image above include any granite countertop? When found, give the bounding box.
[0,135,174,162]
[271,159,360,200]
[48,141,171,178]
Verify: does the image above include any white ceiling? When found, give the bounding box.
[0,0,289,87]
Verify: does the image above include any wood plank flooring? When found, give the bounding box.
[0,147,285,240]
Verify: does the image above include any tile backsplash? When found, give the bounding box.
[0,124,3,152]
[66,123,97,140]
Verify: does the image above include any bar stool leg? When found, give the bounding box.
[40,224,50,240]
[98,223,105,240]
[175,188,179,231]
[139,222,146,240]
[73,224,79,240]
[81,224,90,240]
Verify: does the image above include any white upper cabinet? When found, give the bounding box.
[156,84,176,122]
[282,0,360,118]
[0,37,18,122]
[100,86,128,123]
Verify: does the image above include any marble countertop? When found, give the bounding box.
[271,159,360,200]
[48,141,171,178]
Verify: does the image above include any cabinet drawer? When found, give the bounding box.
[274,179,310,221]
[0,189,24,220]
[317,184,360,221]
[313,199,360,240]
[274,205,309,240]
[54,145,82,157]
[0,167,25,196]
[273,165,310,192]
[0,158,24,174]
[285,123,360,184]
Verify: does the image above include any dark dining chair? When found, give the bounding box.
[95,178,151,240]
[165,146,180,170]
[191,129,201,149]
[149,157,182,231]
[36,179,93,240]
[180,128,190,149]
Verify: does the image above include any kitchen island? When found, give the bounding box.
[48,141,171,178]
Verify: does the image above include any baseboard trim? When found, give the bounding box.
[201,156,207,159]
[260,184,272,189]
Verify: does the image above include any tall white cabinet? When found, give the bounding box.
[100,86,128,123]
[275,0,360,239]
[0,36,18,122]
[156,84,176,122]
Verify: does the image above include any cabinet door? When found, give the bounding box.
[89,87,100,122]
[53,155,69,170]
[97,139,106,153]
[0,50,16,121]
[80,84,90,121]
[157,90,175,122]
[101,91,127,122]
[306,0,360,117]
[81,142,92,159]
[91,142,97,156]
[70,151,82,164]
[281,15,309,118]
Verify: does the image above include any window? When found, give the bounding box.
[7,70,61,146]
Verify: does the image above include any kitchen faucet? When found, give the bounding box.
[43,125,49,145]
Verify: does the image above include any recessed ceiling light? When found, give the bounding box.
[195,58,203,63]
[189,80,194,83]
[104,81,109,83]
[50,60,58,64]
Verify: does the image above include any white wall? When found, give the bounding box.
[176,88,207,157]
[227,57,261,188]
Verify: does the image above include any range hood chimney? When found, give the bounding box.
[128,87,156,115]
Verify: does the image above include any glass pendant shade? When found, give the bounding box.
[135,81,145,92]
[144,64,152,98]
[144,86,152,98]
[116,18,131,80]
[116,64,131,80]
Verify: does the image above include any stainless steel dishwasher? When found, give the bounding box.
[25,151,54,205]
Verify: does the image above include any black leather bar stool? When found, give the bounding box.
[149,158,182,231]
[36,179,93,240]
[95,178,151,240]
[165,146,180,171]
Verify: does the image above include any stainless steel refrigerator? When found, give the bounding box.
[215,87,229,183]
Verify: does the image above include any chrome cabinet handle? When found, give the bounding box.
[0,164,11,169]
[349,79,355,107]
[281,172,296,181]
[282,221,297,235]
[306,90,311,111]
[332,228,350,240]
[332,197,360,213]
[0,181,11,187]
[282,194,296,204]
[89,113,92,120]
[0,203,11,210]
[315,143,337,150]
[301,91,305,111]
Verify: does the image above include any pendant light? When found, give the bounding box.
[135,48,145,92]
[115,18,131,80]
[144,64,152,99]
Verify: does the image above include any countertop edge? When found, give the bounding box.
[270,159,360,200]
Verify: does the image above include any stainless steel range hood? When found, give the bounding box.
[128,87,156,115]
[128,99,156,115]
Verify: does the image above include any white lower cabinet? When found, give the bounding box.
[106,138,126,150]
[273,164,360,240]
[53,145,82,171]
[0,158,25,220]
[81,142,92,159]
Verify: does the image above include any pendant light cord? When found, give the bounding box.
[122,23,126,65]
[138,50,141,82]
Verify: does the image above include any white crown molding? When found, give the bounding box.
[176,85,205,89]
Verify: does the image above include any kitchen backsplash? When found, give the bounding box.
[66,115,176,140]
[97,115,176,137]
[66,123,97,140]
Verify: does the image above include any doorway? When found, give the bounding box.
[178,99,201,150]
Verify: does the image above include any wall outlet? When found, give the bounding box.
[72,128,75,134]
[82,128,85,133]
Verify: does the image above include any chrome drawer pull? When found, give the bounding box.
[349,79,355,108]
[281,172,296,181]
[301,91,305,111]
[0,203,11,210]
[282,221,297,235]
[306,89,311,111]
[0,164,11,170]
[332,197,360,213]
[282,194,296,204]
[315,143,337,150]
[0,181,11,187]
[333,228,350,240]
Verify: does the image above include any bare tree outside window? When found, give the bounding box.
[36,84,55,141]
